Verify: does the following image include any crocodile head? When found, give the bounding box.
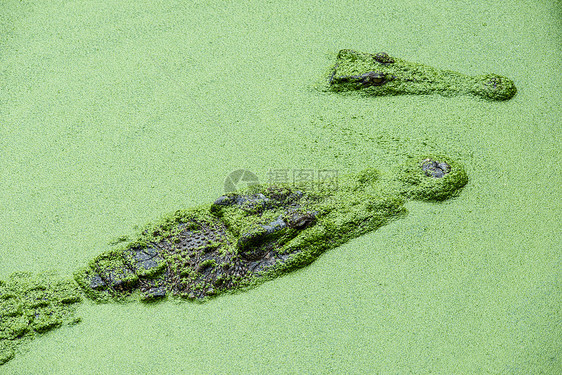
[329,49,516,101]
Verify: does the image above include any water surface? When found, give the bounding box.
[0,0,560,373]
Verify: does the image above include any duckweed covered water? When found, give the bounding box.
[0,0,560,373]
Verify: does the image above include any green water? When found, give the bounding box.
[1,0,560,373]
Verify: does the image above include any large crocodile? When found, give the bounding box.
[328,49,517,101]
[0,156,467,365]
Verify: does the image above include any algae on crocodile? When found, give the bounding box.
[327,49,517,101]
[0,156,467,365]
[73,156,468,303]
[0,272,82,365]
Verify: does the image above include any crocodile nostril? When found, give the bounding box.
[421,159,451,178]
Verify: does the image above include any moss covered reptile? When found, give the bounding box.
[0,156,468,365]
[327,49,517,100]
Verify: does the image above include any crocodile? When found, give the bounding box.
[0,156,467,365]
[328,49,517,101]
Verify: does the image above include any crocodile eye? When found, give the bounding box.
[371,74,384,84]
[374,52,395,64]
[361,72,386,86]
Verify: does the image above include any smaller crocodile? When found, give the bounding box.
[328,49,517,101]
